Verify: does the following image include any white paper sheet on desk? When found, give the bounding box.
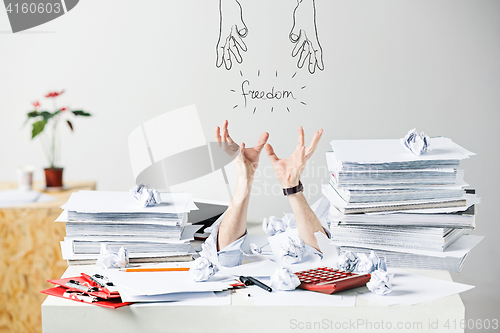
[130,291,231,306]
[100,264,234,296]
[61,191,198,213]
[237,278,356,307]
[357,268,474,306]
[220,259,280,277]
[120,290,215,302]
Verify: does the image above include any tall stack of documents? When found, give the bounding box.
[57,191,198,265]
[323,137,481,272]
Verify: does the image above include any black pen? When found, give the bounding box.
[239,276,272,293]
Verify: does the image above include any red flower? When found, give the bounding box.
[61,107,67,112]
[45,90,65,98]
[33,101,40,108]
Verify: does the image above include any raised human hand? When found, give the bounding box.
[216,0,248,70]
[215,120,269,179]
[289,0,324,74]
[265,126,323,187]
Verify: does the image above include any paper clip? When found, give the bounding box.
[65,280,98,293]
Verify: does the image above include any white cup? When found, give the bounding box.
[16,166,34,191]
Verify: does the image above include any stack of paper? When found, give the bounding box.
[325,137,474,214]
[323,136,481,271]
[338,235,484,272]
[57,191,198,265]
[330,204,476,229]
[329,225,465,252]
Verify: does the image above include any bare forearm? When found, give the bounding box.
[287,191,325,251]
[217,177,253,250]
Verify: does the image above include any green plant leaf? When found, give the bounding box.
[27,111,40,118]
[40,111,54,121]
[72,110,91,117]
[32,120,47,139]
[67,120,73,131]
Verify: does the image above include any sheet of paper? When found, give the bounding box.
[119,290,216,303]
[61,191,197,213]
[130,291,231,306]
[99,263,235,296]
[311,195,331,220]
[237,277,356,307]
[315,231,339,268]
[357,268,474,306]
[220,259,280,277]
[330,137,474,164]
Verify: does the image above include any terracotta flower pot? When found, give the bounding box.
[44,168,64,188]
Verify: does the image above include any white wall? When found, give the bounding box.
[1,0,499,328]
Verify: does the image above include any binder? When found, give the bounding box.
[41,273,132,309]
[41,286,132,309]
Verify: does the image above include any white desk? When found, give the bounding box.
[42,265,465,333]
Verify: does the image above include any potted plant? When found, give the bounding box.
[25,90,91,188]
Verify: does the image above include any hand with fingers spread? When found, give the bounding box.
[216,0,248,70]
[265,126,325,251]
[214,120,269,252]
[289,0,324,74]
[215,120,269,179]
[265,126,323,188]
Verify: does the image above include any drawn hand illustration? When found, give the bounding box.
[289,0,324,74]
[216,0,248,70]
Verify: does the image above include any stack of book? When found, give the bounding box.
[323,137,481,272]
[57,191,199,265]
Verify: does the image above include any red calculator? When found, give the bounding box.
[295,267,371,295]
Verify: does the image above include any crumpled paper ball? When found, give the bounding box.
[279,236,306,265]
[339,250,388,275]
[190,257,219,282]
[262,216,286,236]
[282,213,297,229]
[338,251,358,272]
[401,128,430,156]
[95,243,129,269]
[354,253,376,274]
[130,184,161,207]
[354,250,382,274]
[377,256,388,272]
[270,266,301,291]
[366,269,394,296]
